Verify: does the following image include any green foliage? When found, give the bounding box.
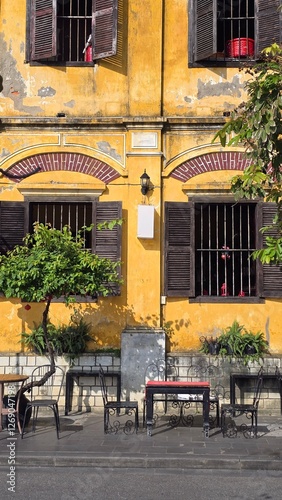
[0,222,122,303]
[213,43,282,264]
[94,347,121,357]
[0,221,122,381]
[199,320,269,364]
[21,318,93,366]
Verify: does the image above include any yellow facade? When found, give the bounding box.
[0,0,281,354]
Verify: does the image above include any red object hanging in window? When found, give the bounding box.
[221,283,229,296]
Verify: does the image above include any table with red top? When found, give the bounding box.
[145,380,210,437]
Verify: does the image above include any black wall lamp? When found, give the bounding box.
[140,169,152,195]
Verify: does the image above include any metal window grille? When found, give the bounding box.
[195,203,256,297]
[57,0,92,62]
[30,202,93,249]
[217,0,255,60]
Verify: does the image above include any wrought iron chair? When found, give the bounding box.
[21,365,65,439]
[169,363,221,428]
[99,364,139,434]
[221,367,264,438]
[142,359,167,427]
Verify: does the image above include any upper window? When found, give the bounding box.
[165,201,282,301]
[189,0,282,66]
[26,0,118,64]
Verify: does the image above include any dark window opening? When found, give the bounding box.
[217,0,255,59]
[195,203,256,297]
[57,0,92,62]
[30,202,93,249]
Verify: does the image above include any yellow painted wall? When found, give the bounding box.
[0,1,281,355]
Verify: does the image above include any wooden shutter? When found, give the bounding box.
[165,202,195,297]
[92,0,118,60]
[0,202,26,254]
[30,0,57,61]
[257,202,282,297]
[92,201,122,295]
[194,0,217,62]
[257,0,282,55]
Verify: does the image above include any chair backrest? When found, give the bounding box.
[99,364,108,406]
[29,364,65,402]
[253,367,264,408]
[144,359,166,385]
[275,366,282,382]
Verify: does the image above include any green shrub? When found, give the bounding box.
[21,318,93,365]
[199,320,269,364]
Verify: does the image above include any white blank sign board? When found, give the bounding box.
[137,205,154,238]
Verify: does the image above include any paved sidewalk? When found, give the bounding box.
[1,412,282,470]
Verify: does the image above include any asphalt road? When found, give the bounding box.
[1,467,281,500]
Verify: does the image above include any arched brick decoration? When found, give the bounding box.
[6,153,121,183]
[171,152,251,182]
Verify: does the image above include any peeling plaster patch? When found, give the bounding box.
[197,75,244,99]
[64,100,75,108]
[0,33,43,114]
[20,42,25,54]
[0,148,11,158]
[38,86,56,97]
[184,96,192,103]
[97,141,122,162]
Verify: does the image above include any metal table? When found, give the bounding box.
[65,369,121,415]
[0,373,29,433]
[145,380,210,437]
[230,373,282,413]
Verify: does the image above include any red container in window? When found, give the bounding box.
[226,38,254,58]
[84,46,92,62]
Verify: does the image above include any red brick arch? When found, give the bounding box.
[171,152,251,182]
[5,153,121,183]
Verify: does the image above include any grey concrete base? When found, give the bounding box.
[121,328,165,403]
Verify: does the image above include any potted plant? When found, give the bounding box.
[199,320,269,364]
[217,320,245,357]
[21,316,93,366]
[199,336,220,355]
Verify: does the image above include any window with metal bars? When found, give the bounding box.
[57,0,92,62]
[30,202,93,248]
[195,202,256,297]
[189,0,282,66]
[27,0,118,64]
[165,200,282,299]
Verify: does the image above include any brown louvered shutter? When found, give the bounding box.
[92,0,118,60]
[0,202,26,254]
[92,201,122,295]
[194,0,216,62]
[165,202,195,297]
[257,202,282,297]
[30,0,57,61]
[257,0,282,56]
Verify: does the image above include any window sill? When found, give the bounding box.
[28,62,96,67]
[189,296,265,304]
[189,59,256,69]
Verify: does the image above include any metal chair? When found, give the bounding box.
[221,367,264,438]
[99,364,139,434]
[21,365,65,439]
[142,359,167,427]
[171,363,221,428]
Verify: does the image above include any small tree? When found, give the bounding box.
[213,43,282,264]
[0,222,122,392]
